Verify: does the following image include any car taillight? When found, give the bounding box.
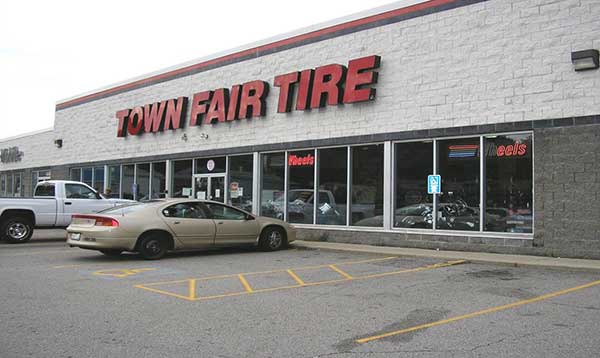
[94,217,119,227]
[72,215,119,227]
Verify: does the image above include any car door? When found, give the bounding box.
[62,183,114,224]
[204,203,259,245]
[160,202,216,248]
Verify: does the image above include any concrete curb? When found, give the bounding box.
[292,240,600,271]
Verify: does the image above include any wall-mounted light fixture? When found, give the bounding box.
[54,139,63,148]
[199,133,209,139]
[571,49,599,71]
[181,134,188,142]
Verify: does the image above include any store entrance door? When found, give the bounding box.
[193,174,226,203]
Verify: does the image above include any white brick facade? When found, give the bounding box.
[2,0,600,169]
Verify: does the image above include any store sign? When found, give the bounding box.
[288,154,315,166]
[485,142,528,157]
[115,55,381,137]
[0,147,23,163]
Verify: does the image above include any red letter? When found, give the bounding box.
[505,145,513,156]
[274,72,299,113]
[227,85,241,121]
[190,91,212,126]
[310,64,346,109]
[497,146,505,157]
[164,97,188,130]
[115,109,129,137]
[518,144,527,156]
[127,106,144,136]
[143,101,167,133]
[205,88,229,124]
[343,55,380,104]
[295,69,313,111]
[238,80,269,119]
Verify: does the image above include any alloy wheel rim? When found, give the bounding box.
[268,231,282,249]
[146,240,162,255]
[7,223,28,240]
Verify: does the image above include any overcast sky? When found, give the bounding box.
[0,0,398,140]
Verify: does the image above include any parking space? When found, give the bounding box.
[1,235,600,358]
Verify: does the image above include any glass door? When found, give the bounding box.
[193,174,225,202]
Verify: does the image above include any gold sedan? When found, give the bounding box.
[66,199,296,260]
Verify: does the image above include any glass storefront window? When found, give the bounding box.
[260,152,285,220]
[122,164,135,200]
[228,155,253,212]
[136,163,150,201]
[93,167,104,193]
[6,174,13,197]
[70,168,81,181]
[394,141,433,229]
[351,144,384,227]
[82,168,93,186]
[151,162,166,199]
[0,174,5,196]
[195,157,226,174]
[485,134,533,233]
[288,150,315,224]
[317,147,347,226]
[107,165,121,198]
[14,173,22,197]
[436,138,480,231]
[172,160,192,198]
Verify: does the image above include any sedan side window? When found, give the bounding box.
[205,203,246,220]
[65,184,97,199]
[162,203,209,219]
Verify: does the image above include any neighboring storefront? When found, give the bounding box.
[1,0,599,258]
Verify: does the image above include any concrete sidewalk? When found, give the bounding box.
[292,240,600,271]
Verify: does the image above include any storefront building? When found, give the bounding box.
[1,0,599,258]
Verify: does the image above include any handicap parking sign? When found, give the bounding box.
[427,175,441,194]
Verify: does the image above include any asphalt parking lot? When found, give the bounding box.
[2,230,600,358]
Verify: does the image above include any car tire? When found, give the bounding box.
[137,234,168,260]
[2,216,34,244]
[259,226,286,251]
[100,250,123,257]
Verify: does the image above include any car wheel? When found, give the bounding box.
[259,227,286,251]
[2,216,34,244]
[100,250,122,257]
[137,234,168,260]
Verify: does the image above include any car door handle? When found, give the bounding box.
[65,202,72,205]
[173,221,181,224]
[217,221,224,225]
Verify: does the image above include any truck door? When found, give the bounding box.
[61,183,113,225]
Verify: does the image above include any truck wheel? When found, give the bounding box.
[2,217,34,244]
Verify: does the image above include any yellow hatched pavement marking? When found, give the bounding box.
[135,258,467,302]
[238,274,254,293]
[329,264,353,280]
[287,269,306,286]
[188,279,197,299]
[356,278,600,344]
[93,268,156,278]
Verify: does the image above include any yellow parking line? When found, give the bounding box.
[356,278,600,344]
[238,274,254,293]
[188,279,196,299]
[136,259,467,302]
[329,264,353,280]
[287,269,306,286]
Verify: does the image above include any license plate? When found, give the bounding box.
[70,233,81,241]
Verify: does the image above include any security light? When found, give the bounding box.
[571,49,599,71]
[54,139,63,148]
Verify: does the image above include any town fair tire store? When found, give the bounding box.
[1,0,599,258]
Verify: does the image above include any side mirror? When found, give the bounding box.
[245,214,255,221]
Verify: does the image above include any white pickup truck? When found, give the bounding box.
[0,180,134,243]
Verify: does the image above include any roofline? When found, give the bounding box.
[0,127,54,142]
[55,0,479,111]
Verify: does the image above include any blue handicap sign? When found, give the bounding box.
[427,175,441,194]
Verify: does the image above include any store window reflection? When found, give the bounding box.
[151,162,167,199]
[317,147,347,225]
[287,150,315,224]
[436,138,480,231]
[228,155,253,212]
[351,144,384,227]
[394,142,433,229]
[122,165,135,200]
[485,134,533,233]
[260,152,285,220]
[172,160,192,198]
[136,163,150,201]
[107,166,121,198]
